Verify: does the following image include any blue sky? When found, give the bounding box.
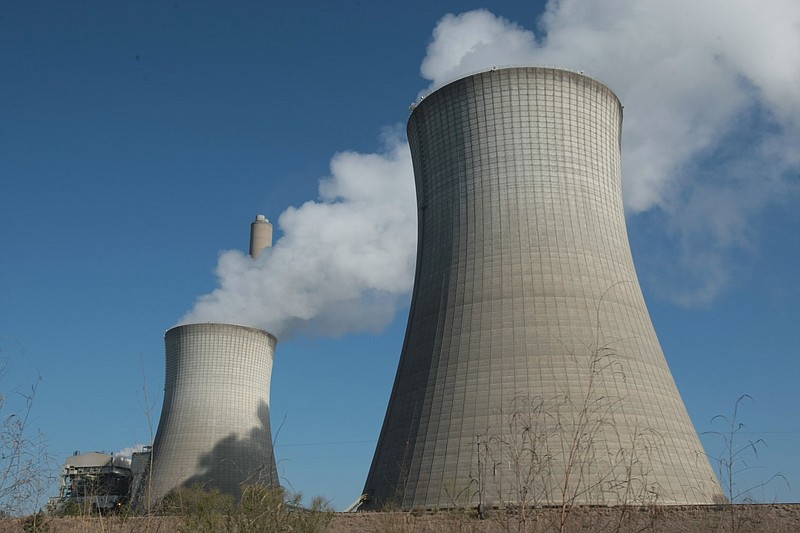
[2,1,798,510]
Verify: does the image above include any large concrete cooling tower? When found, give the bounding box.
[147,323,279,503]
[363,67,722,510]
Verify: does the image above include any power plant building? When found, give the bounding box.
[363,67,722,509]
[51,452,132,512]
[146,323,279,503]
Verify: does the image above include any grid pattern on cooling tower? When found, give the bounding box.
[148,323,279,502]
[363,67,722,510]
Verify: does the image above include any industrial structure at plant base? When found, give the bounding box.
[363,67,723,510]
[50,452,134,512]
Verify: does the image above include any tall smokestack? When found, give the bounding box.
[249,214,273,258]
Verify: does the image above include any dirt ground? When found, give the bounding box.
[329,505,800,533]
[1,504,799,533]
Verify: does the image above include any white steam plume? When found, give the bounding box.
[185,2,799,337]
[182,131,416,339]
[113,444,150,467]
[419,2,800,304]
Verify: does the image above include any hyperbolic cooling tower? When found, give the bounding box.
[363,67,722,509]
[147,323,279,502]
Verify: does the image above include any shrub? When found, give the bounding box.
[158,484,333,533]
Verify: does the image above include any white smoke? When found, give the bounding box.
[113,444,150,467]
[418,2,800,304]
[182,131,417,339]
[184,2,800,335]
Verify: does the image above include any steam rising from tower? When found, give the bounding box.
[180,153,417,340]
[363,67,723,509]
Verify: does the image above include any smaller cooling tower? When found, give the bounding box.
[249,214,273,258]
[147,323,279,504]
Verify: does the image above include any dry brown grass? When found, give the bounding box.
[2,504,799,533]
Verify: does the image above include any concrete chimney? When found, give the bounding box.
[249,214,273,258]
